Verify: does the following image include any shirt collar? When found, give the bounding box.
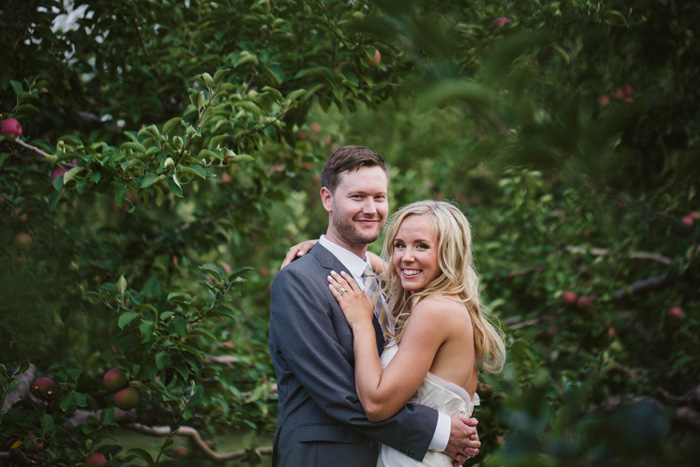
[319,235,372,280]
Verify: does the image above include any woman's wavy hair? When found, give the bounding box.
[381,200,506,374]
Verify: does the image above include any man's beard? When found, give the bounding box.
[332,213,384,246]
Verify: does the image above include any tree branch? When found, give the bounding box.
[124,423,272,461]
[13,139,52,159]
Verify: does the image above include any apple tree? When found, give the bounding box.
[1,0,415,464]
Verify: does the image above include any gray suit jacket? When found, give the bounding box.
[269,243,439,466]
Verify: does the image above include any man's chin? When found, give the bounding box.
[357,232,381,244]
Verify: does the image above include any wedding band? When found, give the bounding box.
[339,287,346,295]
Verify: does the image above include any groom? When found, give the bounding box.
[269,145,480,466]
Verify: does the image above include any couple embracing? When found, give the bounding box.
[269,146,506,466]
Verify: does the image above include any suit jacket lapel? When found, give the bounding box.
[310,243,385,353]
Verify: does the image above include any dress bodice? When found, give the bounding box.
[379,344,480,417]
[377,344,480,466]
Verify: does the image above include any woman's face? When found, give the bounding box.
[392,214,440,292]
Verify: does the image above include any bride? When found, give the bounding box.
[326,200,506,466]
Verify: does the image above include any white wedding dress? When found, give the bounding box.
[377,345,480,467]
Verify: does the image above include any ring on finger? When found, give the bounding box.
[339,287,346,295]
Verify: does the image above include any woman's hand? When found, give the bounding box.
[327,271,374,328]
[280,239,317,269]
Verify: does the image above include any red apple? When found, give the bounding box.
[576,296,593,309]
[1,118,22,136]
[52,167,69,181]
[114,387,140,410]
[86,452,107,466]
[607,328,615,337]
[562,292,577,304]
[173,445,189,457]
[12,232,32,252]
[613,88,625,100]
[690,211,699,219]
[491,17,512,29]
[31,377,54,399]
[103,369,128,392]
[597,95,610,106]
[668,307,683,319]
[681,215,694,226]
[624,85,634,98]
[372,49,381,65]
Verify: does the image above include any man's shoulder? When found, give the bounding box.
[273,248,326,283]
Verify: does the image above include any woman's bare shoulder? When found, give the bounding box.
[412,295,468,319]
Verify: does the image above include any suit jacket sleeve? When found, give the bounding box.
[269,253,439,460]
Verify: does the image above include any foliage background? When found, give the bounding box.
[1,0,698,465]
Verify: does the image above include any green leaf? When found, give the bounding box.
[163,117,182,135]
[344,72,359,87]
[42,413,54,431]
[154,185,164,206]
[200,264,223,282]
[140,173,162,188]
[232,154,254,162]
[234,50,259,67]
[170,316,189,337]
[168,177,183,198]
[198,149,221,160]
[267,64,285,84]
[202,72,214,88]
[180,164,207,179]
[11,80,23,96]
[143,277,160,299]
[233,100,261,117]
[139,321,154,343]
[287,88,307,102]
[102,407,117,427]
[213,68,231,86]
[121,141,147,153]
[125,448,154,465]
[190,328,218,342]
[118,312,139,329]
[155,351,171,370]
[229,266,254,279]
[16,104,40,114]
[209,305,236,319]
[115,275,128,295]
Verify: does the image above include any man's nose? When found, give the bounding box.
[362,198,377,214]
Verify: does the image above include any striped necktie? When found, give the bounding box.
[362,265,387,331]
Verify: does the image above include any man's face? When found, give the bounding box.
[322,166,389,254]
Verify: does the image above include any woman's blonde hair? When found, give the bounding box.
[381,200,506,374]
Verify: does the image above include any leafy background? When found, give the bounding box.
[1,0,698,465]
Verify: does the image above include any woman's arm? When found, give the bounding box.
[328,272,450,421]
[280,239,317,269]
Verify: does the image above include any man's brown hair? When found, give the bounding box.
[321,145,389,194]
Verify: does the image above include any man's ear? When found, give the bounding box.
[320,187,333,213]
